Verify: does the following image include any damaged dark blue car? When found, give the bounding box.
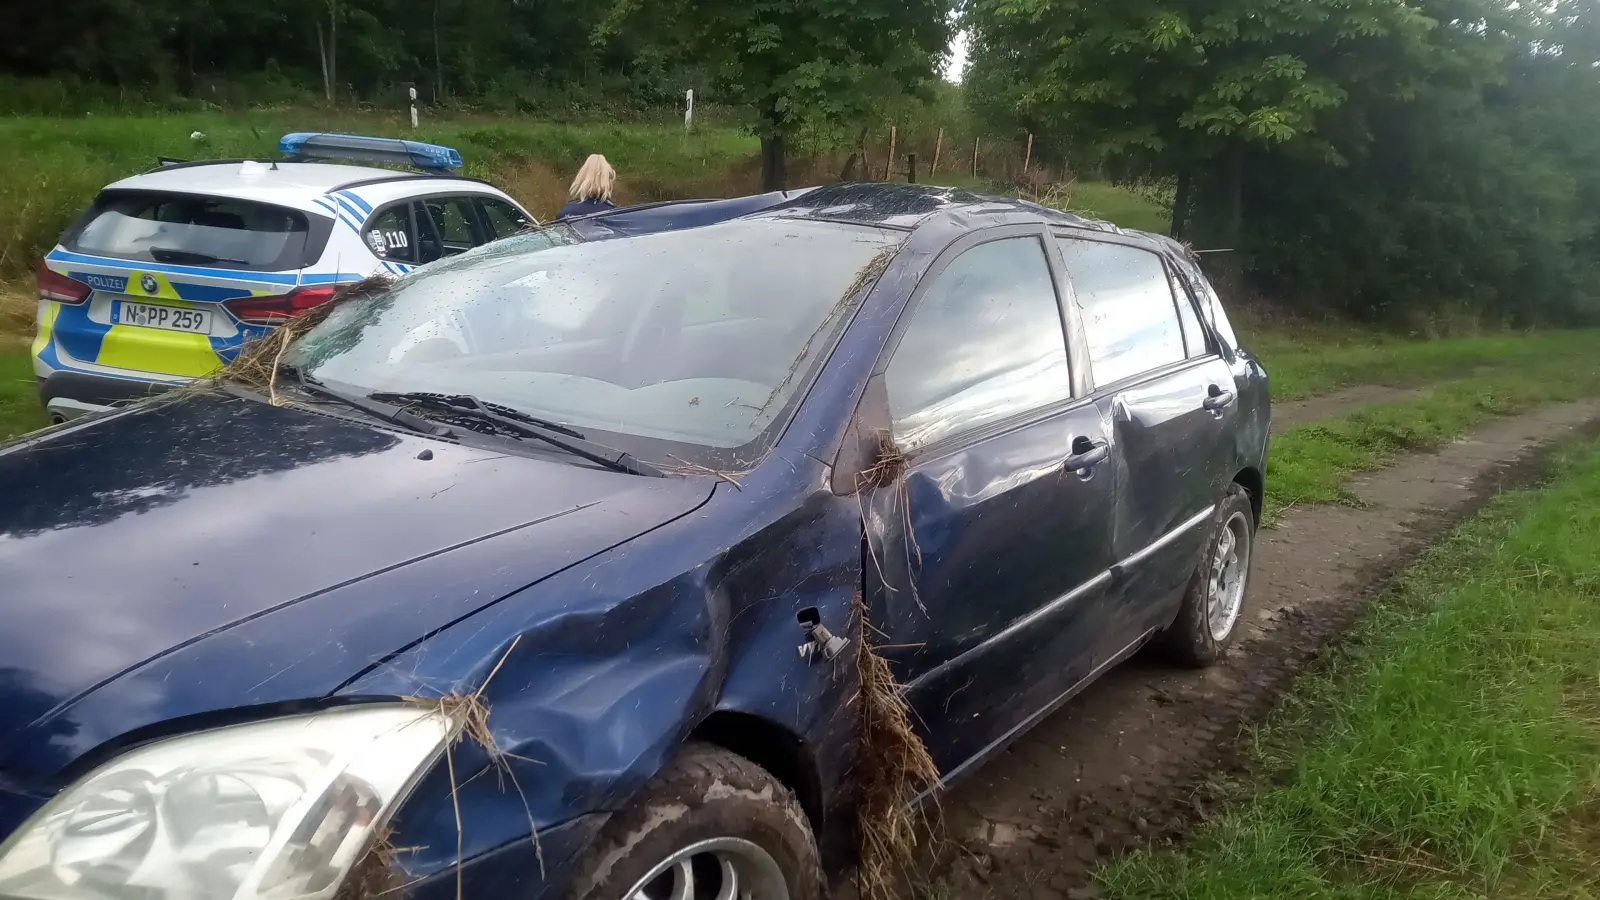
[0,184,1269,900]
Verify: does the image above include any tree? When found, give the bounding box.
[599,0,953,190]
[963,0,1447,249]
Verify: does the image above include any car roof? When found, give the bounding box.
[760,182,1142,238]
[102,161,504,214]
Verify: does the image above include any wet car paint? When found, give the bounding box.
[0,184,1269,897]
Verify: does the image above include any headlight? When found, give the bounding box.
[0,705,451,900]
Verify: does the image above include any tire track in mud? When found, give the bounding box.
[918,398,1600,900]
[1271,384,1431,430]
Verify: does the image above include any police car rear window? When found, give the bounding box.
[65,191,328,272]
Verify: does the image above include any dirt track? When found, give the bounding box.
[921,399,1600,899]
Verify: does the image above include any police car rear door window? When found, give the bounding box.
[365,205,419,263]
[67,191,321,272]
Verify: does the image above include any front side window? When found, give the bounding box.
[885,236,1072,450]
[286,219,903,456]
[1057,237,1186,388]
[422,197,484,257]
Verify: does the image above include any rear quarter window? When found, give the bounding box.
[64,190,332,272]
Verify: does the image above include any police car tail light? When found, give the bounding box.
[224,287,338,326]
[37,262,91,306]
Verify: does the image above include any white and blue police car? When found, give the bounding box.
[32,133,535,422]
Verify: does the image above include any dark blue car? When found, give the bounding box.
[0,184,1268,900]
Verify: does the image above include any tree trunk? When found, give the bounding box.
[1223,141,1244,274]
[761,134,787,191]
[315,19,331,101]
[837,127,869,181]
[759,108,787,191]
[1170,168,1191,240]
[326,0,339,103]
[433,0,443,102]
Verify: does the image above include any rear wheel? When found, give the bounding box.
[1157,483,1256,666]
[566,743,823,900]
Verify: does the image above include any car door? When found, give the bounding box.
[1053,233,1239,654]
[860,228,1117,777]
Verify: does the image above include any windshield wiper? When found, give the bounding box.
[150,246,250,266]
[280,368,457,438]
[369,391,662,477]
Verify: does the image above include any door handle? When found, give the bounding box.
[1065,438,1110,473]
[1204,384,1237,412]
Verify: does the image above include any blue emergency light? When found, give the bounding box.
[278,132,464,172]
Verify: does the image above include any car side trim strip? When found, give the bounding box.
[907,569,1114,692]
[1113,504,1215,577]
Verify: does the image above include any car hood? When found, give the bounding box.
[0,394,713,775]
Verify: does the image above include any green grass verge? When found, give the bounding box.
[0,346,46,439]
[1101,437,1600,899]
[1244,325,1600,402]
[1265,348,1600,520]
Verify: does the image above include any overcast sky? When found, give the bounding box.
[945,30,969,82]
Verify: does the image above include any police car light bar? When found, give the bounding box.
[278,133,463,172]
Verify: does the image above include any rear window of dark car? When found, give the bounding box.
[64,190,332,272]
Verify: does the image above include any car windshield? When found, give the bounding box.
[286,217,901,456]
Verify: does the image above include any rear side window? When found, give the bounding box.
[67,191,324,271]
[1056,237,1186,388]
[886,236,1073,449]
[364,206,417,263]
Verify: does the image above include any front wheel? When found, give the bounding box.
[565,743,824,900]
[1157,483,1256,666]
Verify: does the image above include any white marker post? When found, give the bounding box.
[409,87,419,129]
[685,89,694,133]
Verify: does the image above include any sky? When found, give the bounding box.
[945,30,969,82]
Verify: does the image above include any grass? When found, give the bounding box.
[1263,340,1600,520]
[0,347,45,439]
[1238,321,1600,402]
[1100,436,1600,900]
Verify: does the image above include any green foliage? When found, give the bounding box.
[965,0,1600,325]
[600,0,952,186]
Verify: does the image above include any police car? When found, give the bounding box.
[32,133,535,423]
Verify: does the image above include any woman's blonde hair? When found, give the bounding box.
[568,154,616,202]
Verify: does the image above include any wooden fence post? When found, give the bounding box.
[931,128,944,176]
[884,126,897,181]
[907,153,918,184]
[972,137,980,178]
[1023,133,1033,176]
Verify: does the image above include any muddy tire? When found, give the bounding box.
[565,742,825,900]
[1157,483,1256,667]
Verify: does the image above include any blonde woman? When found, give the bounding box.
[557,154,618,219]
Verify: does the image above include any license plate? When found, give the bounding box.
[116,301,212,334]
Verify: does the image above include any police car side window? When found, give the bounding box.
[479,199,528,238]
[423,197,483,256]
[363,206,417,264]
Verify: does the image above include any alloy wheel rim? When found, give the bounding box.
[1207,511,1251,642]
[623,837,790,900]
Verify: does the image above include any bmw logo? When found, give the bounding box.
[140,274,159,294]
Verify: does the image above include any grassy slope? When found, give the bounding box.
[0,346,43,438]
[1102,438,1600,899]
